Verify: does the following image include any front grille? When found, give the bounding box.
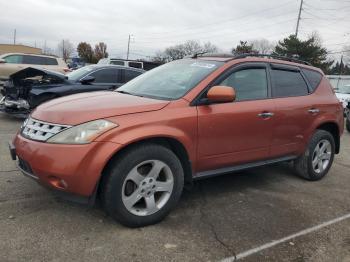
[21,117,71,142]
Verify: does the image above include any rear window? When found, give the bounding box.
[302,68,322,91]
[44,57,58,65]
[128,62,143,69]
[271,69,309,97]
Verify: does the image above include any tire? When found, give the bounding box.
[102,143,184,227]
[293,130,335,181]
[346,117,350,132]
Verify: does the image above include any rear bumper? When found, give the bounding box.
[11,135,122,200]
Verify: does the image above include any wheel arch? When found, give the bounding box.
[315,122,340,154]
[97,136,194,201]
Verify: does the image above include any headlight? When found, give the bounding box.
[47,119,118,144]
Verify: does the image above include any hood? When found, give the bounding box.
[10,67,66,80]
[31,91,170,125]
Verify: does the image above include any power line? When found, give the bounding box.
[142,0,296,37]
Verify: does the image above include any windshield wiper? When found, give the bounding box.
[117,90,132,95]
[116,90,144,97]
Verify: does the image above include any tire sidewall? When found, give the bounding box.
[104,144,184,227]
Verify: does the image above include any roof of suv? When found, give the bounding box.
[0,53,60,59]
[195,53,322,73]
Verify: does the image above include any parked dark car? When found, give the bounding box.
[0,65,145,116]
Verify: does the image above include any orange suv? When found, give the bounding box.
[10,54,344,227]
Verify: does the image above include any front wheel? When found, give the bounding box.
[293,130,335,181]
[102,144,184,227]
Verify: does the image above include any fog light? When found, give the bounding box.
[48,176,68,190]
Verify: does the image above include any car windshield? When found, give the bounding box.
[67,66,95,81]
[117,59,223,100]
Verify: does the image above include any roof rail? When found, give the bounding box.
[233,53,311,66]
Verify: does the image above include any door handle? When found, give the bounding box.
[308,108,320,114]
[258,112,274,118]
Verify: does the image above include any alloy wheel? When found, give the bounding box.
[311,139,332,174]
[121,160,174,216]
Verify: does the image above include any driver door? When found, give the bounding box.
[196,63,275,173]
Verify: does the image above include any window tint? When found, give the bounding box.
[4,55,23,64]
[302,68,322,91]
[219,68,268,101]
[23,55,44,65]
[124,69,142,83]
[128,62,143,69]
[271,69,308,97]
[44,57,58,65]
[89,68,119,83]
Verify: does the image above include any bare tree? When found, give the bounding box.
[57,39,74,62]
[251,39,274,54]
[94,42,108,61]
[163,40,219,61]
[151,50,168,63]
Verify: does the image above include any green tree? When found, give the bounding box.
[273,35,333,73]
[329,60,350,75]
[231,41,257,55]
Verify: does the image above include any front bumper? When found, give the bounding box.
[11,134,122,201]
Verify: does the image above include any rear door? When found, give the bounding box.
[269,63,315,157]
[79,68,120,92]
[197,63,276,172]
[119,69,143,86]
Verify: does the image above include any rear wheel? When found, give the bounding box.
[293,130,335,181]
[102,144,184,227]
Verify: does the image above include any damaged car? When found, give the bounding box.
[0,65,145,116]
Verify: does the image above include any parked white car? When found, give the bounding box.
[0,53,69,81]
[327,75,350,110]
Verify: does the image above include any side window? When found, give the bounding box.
[45,57,58,65]
[124,69,142,83]
[219,68,268,101]
[271,69,309,97]
[23,55,45,65]
[89,68,118,83]
[3,55,23,64]
[302,68,322,91]
[110,60,124,66]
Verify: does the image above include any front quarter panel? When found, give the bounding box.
[95,100,198,171]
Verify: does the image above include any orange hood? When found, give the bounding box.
[31,91,170,125]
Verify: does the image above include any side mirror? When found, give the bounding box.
[0,58,6,64]
[80,75,95,84]
[206,85,236,103]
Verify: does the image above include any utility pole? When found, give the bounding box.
[126,34,132,60]
[13,29,16,45]
[340,55,344,75]
[295,0,304,37]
